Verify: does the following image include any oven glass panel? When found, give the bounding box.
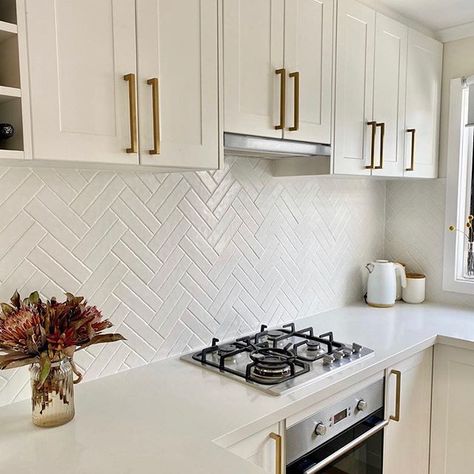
[287,408,384,474]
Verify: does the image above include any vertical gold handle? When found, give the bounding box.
[270,432,282,474]
[374,122,385,169]
[365,121,377,169]
[124,73,138,154]
[289,71,300,131]
[275,69,286,130]
[147,78,161,155]
[406,128,416,171]
[390,369,402,422]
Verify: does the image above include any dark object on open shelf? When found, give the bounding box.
[0,123,14,140]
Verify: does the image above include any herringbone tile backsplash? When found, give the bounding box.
[0,156,385,406]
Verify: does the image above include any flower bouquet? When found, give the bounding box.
[0,291,125,427]
[449,215,474,277]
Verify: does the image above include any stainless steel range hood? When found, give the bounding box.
[224,133,331,159]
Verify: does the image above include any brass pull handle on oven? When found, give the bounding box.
[374,122,385,169]
[365,121,377,169]
[390,369,402,422]
[124,73,138,154]
[275,68,286,130]
[406,128,416,171]
[270,432,282,474]
[147,77,161,155]
[289,71,300,131]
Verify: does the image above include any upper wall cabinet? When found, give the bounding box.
[404,30,443,179]
[24,0,220,170]
[334,0,442,178]
[223,0,333,145]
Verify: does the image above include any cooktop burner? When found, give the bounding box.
[181,323,374,396]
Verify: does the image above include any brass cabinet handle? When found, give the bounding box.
[374,122,385,169]
[406,128,416,171]
[365,121,377,169]
[124,73,138,154]
[270,432,282,474]
[147,77,161,155]
[390,369,402,422]
[275,69,286,130]
[289,71,300,131]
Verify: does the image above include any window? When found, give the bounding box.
[444,77,474,293]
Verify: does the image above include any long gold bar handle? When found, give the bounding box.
[275,69,286,130]
[390,369,402,422]
[289,71,300,131]
[365,121,377,169]
[124,73,138,154]
[147,78,161,155]
[406,128,416,171]
[269,432,282,474]
[374,122,385,169]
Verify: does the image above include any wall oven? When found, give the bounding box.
[286,378,391,474]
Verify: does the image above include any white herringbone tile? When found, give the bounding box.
[0,157,385,406]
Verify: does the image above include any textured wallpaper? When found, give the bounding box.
[386,179,474,306]
[0,157,385,406]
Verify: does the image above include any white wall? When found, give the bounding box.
[0,157,386,406]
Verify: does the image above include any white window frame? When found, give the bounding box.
[443,77,474,294]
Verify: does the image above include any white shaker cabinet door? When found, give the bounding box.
[284,0,333,144]
[223,0,285,138]
[25,0,138,165]
[383,348,432,474]
[431,344,474,474]
[333,0,375,175]
[404,29,442,178]
[137,0,220,169]
[371,14,407,178]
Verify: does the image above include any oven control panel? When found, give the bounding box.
[285,378,384,465]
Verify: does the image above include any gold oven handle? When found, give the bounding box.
[390,369,402,422]
[289,71,300,131]
[365,121,377,169]
[275,68,286,130]
[374,122,385,169]
[406,128,416,171]
[147,77,161,155]
[124,73,138,154]
[270,432,282,474]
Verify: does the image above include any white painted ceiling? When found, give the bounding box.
[379,0,474,31]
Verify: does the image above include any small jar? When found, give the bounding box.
[30,358,75,428]
[402,273,426,304]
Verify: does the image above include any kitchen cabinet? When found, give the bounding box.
[404,29,442,179]
[334,0,442,178]
[333,0,375,176]
[223,0,333,145]
[383,348,432,474]
[430,344,474,474]
[24,0,220,170]
[227,423,283,474]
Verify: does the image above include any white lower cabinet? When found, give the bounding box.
[383,348,432,474]
[431,344,474,474]
[228,423,283,474]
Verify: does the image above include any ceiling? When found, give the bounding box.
[379,0,474,31]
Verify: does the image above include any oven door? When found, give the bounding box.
[286,408,386,474]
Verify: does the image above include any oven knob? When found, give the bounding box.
[314,423,328,436]
[356,399,368,412]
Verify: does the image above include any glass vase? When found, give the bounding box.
[467,242,474,278]
[30,358,75,428]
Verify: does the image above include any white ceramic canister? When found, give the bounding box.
[402,273,426,304]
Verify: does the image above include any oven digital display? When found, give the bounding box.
[334,409,348,424]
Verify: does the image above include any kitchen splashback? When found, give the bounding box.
[0,157,385,406]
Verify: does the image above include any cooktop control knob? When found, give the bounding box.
[333,350,344,361]
[323,354,335,366]
[314,423,327,436]
[357,399,368,412]
[352,343,363,353]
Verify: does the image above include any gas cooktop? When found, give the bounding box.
[181,323,374,396]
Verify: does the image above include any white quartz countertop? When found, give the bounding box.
[2,302,474,474]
